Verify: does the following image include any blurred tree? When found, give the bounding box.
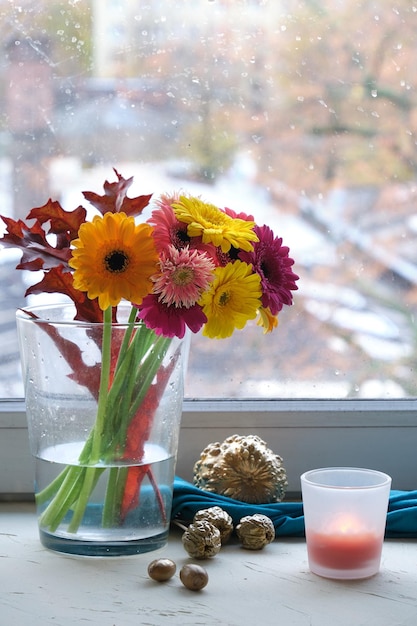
[257,0,417,194]
[0,0,92,217]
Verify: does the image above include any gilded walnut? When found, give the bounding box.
[182,520,222,559]
[236,514,275,550]
[193,434,288,504]
[193,506,234,544]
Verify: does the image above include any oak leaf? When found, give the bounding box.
[82,168,152,217]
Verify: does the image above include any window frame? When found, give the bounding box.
[2,398,416,499]
[2,2,417,501]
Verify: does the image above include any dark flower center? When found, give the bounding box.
[219,290,231,306]
[105,249,130,273]
[260,260,270,279]
[261,255,280,283]
[173,227,190,248]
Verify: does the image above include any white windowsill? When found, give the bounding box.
[2,502,417,626]
[1,398,417,497]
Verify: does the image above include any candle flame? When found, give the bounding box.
[331,514,365,534]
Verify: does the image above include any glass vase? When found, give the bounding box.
[16,303,189,557]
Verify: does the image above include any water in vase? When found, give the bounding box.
[34,442,176,556]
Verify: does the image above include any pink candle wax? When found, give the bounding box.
[307,527,382,571]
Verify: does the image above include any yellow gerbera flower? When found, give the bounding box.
[172,196,258,253]
[198,260,262,339]
[257,306,279,333]
[69,212,159,310]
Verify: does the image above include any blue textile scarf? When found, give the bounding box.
[172,477,417,538]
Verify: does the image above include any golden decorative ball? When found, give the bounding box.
[193,434,288,504]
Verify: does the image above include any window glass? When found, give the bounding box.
[0,0,416,400]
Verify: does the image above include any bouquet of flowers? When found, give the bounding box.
[0,170,299,537]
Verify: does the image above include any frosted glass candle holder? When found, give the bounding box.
[301,467,391,580]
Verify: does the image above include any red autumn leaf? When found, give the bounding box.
[120,466,166,525]
[19,308,102,398]
[124,356,178,460]
[120,465,150,522]
[82,168,152,217]
[120,352,179,521]
[24,264,74,297]
[0,214,72,272]
[25,266,103,323]
[27,199,87,241]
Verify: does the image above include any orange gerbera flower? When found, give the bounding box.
[69,212,158,310]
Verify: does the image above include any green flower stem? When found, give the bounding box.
[35,307,175,537]
[39,465,88,531]
[35,465,71,507]
[111,356,138,450]
[101,467,120,527]
[99,334,173,526]
[98,329,170,459]
[62,306,113,531]
[109,335,171,461]
[94,313,142,455]
[100,335,171,523]
[90,305,113,464]
[129,336,171,417]
[102,330,141,451]
[113,306,138,369]
[36,430,95,509]
[102,466,128,527]
[67,466,104,533]
[38,307,113,533]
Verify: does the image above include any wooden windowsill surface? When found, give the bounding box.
[1,502,416,626]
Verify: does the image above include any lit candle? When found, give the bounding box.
[306,515,383,571]
[301,468,391,579]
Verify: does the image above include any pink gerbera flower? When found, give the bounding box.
[150,194,217,259]
[152,245,215,308]
[212,207,255,266]
[149,193,189,252]
[138,293,207,338]
[223,206,254,221]
[239,224,299,315]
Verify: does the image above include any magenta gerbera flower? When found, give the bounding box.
[239,224,299,315]
[152,245,215,308]
[138,293,207,338]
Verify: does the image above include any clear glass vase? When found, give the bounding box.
[16,303,189,557]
